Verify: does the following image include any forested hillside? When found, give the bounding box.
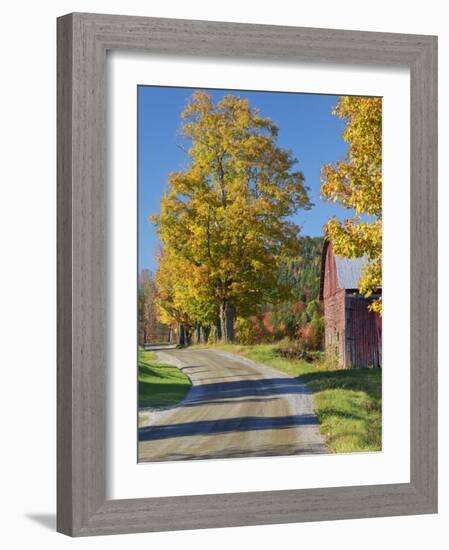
[236,236,324,348]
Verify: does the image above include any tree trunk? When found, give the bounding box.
[178,323,186,346]
[219,301,235,343]
[213,318,222,342]
[201,325,210,344]
[194,324,201,345]
[185,329,192,346]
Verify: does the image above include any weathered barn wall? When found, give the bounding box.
[322,242,337,298]
[324,289,346,367]
[320,240,382,369]
[322,243,346,367]
[345,294,382,368]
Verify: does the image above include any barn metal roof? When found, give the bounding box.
[334,255,368,289]
[319,240,382,300]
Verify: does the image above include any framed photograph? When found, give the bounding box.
[57,13,437,536]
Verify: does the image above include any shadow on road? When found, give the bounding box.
[181,376,310,408]
[139,414,318,441]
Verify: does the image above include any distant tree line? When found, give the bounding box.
[138,270,172,346]
[235,236,324,350]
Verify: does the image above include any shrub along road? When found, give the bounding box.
[138,348,327,462]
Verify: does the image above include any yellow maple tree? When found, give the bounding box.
[152,91,311,341]
[321,96,382,313]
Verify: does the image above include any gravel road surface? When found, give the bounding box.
[138,348,327,462]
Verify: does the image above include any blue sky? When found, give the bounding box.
[138,86,349,273]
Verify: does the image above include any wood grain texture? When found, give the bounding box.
[57,13,74,536]
[57,12,438,536]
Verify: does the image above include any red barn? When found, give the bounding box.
[319,241,382,369]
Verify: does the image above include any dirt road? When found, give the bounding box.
[138,348,327,461]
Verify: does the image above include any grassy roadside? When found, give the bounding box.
[138,349,192,409]
[197,343,382,453]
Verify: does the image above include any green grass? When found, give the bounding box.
[198,343,382,453]
[138,350,192,409]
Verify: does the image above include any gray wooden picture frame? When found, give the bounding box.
[57,12,438,537]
